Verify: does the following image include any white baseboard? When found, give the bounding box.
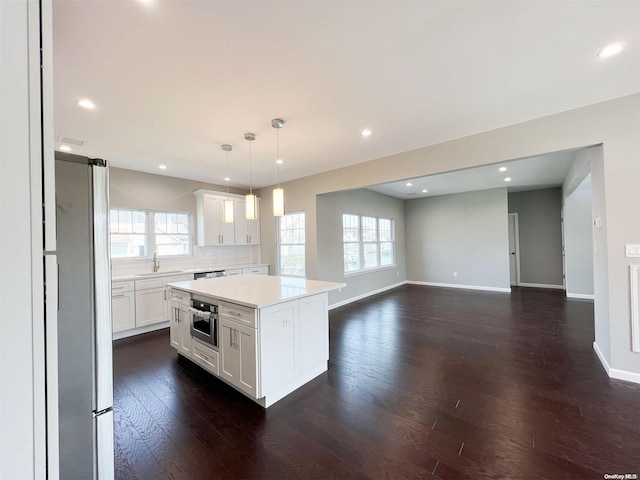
[329,281,407,310]
[113,321,169,340]
[593,342,640,384]
[566,293,594,300]
[517,283,565,290]
[407,281,511,293]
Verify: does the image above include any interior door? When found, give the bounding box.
[508,213,520,286]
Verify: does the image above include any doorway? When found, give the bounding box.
[508,213,521,286]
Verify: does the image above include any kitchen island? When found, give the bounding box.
[167,274,345,407]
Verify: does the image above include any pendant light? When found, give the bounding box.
[272,118,285,217]
[221,144,234,224]
[244,133,258,220]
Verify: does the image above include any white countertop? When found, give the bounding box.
[112,264,269,282]
[168,274,346,308]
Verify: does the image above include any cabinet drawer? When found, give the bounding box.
[170,289,190,304]
[241,266,268,275]
[167,274,193,283]
[192,340,219,375]
[111,281,134,293]
[225,269,242,276]
[135,277,166,290]
[219,302,256,328]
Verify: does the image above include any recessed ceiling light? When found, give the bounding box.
[58,145,71,152]
[406,182,412,187]
[361,129,372,137]
[499,167,507,172]
[504,177,512,182]
[276,159,283,165]
[422,189,428,193]
[597,42,624,59]
[224,176,231,182]
[77,98,96,110]
[159,164,167,170]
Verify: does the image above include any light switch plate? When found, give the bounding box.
[626,244,640,258]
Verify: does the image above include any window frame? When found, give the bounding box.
[277,211,306,277]
[110,207,194,260]
[342,213,395,276]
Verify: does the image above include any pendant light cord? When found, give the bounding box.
[276,127,281,188]
[249,140,253,195]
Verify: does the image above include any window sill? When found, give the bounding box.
[344,265,397,278]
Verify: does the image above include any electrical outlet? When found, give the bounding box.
[626,244,640,258]
[453,272,457,277]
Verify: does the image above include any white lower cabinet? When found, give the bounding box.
[169,291,191,356]
[192,340,219,375]
[135,287,167,327]
[111,281,135,333]
[219,316,257,398]
[241,266,268,275]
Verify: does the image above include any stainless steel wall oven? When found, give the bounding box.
[189,298,218,349]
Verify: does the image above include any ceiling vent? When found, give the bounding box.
[57,136,84,146]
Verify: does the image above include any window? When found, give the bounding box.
[110,209,147,257]
[343,213,395,274]
[153,212,191,256]
[278,212,305,277]
[110,208,192,258]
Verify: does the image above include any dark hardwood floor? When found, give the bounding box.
[113,285,640,479]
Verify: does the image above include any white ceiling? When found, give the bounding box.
[53,1,639,190]
[367,148,579,199]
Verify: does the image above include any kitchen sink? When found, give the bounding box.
[135,270,184,276]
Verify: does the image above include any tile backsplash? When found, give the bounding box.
[111,245,261,276]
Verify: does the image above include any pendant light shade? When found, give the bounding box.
[221,144,234,223]
[273,187,285,217]
[223,198,234,223]
[272,118,286,217]
[244,133,257,220]
[245,194,258,220]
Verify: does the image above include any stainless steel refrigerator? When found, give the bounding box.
[55,151,114,479]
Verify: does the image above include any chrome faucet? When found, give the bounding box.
[152,251,160,272]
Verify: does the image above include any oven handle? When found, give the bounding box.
[187,306,212,319]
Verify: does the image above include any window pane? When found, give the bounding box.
[343,243,360,272]
[380,241,394,266]
[379,218,393,241]
[111,234,146,258]
[278,212,306,276]
[362,216,377,242]
[342,214,359,242]
[280,245,305,277]
[363,243,378,268]
[133,211,146,233]
[156,234,190,256]
[119,210,132,233]
[177,214,189,234]
[154,212,166,233]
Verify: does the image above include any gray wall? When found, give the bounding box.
[110,167,247,241]
[563,175,594,297]
[110,167,246,215]
[508,188,563,286]
[405,188,510,290]
[257,95,640,377]
[316,189,406,305]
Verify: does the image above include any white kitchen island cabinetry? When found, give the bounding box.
[169,289,192,356]
[168,275,344,408]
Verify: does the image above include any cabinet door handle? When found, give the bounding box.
[112,294,126,299]
[195,352,208,362]
[228,310,241,317]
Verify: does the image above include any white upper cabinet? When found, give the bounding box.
[195,190,259,246]
[234,199,260,245]
[195,191,235,246]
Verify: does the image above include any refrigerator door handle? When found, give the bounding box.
[92,164,114,413]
